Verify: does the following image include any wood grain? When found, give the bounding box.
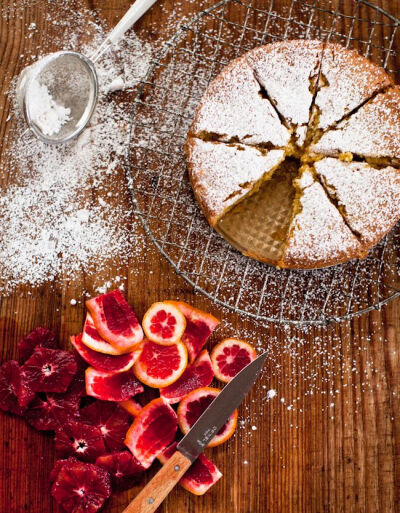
[1,1,400,513]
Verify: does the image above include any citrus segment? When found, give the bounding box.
[85,367,144,402]
[177,387,237,447]
[166,301,219,362]
[18,327,58,363]
[133,339,187,388]
[0,360,34,415]
[22,347,77,393]
[160,349,214,404]
[210,338,257,383]
[124,397,178,468]
[82,314,122,356]
[142,302,186,346]
[71,334,141,373]
[55,419,106,462]
[158,442,222,495]
[119,399,143,417]
[80,400,132,452]
[96,451,145,491]
[51,458,111,513]
[86,289,143,353]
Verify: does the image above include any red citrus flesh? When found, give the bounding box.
[166,301,219,363]
[85,367,144,402]
[80,401,132,452]
[55,419,106,462]
[124,398,177,468]
[158,442,222,495]
[51,458,111,513]
[142,302,186,346]
[119,399,142,417]
[96,451,145,491]
[160,349,214,404]
[177,387,237,447]
[22,347,77,393]
[0,360,34,415]
[18,327,58,363]
[86,289,143,353]
[133,339,187,388]
[82,314,122,356]
[71,334,141,373]
[210,338,257,383]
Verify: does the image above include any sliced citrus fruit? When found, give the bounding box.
[80,400,132,452]
[160,349,214,404]
[210,338,257,383]
[51,458,111,513]
[82,314,122,356]
[18,327,58,363]
[71,334,141,373]
[85,367,144,402]
[158,441,222,495]
[86,289,143,353]
[96,451,145,491]
[142,302,186,346]
[133,339,187,388]
[166,301,219,363]
[124,397,177,468]
[50,457,79,483]
[178,387,237,447]
[55,419,106,462]
[119,398,142,417]
[22,347,77,393]
[0,360,34,415]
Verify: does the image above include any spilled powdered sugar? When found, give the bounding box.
[0,7,152,293]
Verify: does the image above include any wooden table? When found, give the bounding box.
[1,1,400,512]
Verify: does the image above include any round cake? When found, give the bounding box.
[185,39,400,269]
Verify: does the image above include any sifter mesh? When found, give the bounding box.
[127,0,400,326]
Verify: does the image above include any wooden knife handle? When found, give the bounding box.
[122,451,192,513]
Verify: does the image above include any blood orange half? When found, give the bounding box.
[86,290,143,353]
[85,367,144,402]
[158,442,222,495]
[142,302,186,346]
[124,398,177,468]
[160,350,214,404]
[166,301,219,363]
[133,339,187,388]
[177,387,237,447]
[71,334,141,373]
[210,338,257,383]
[81,314,122,356]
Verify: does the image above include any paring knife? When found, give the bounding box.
[122,351,268,513]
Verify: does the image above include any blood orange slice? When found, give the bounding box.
[124,398,177,468]
[85,367,144,402]
[51,458,111,513]
[71,334,141,373]
[142,302,186,346]
[210,338,257,383]
[0,360,34,415]
[158,442,222,495]
[18,327,58,363]
[178,387,237,447]
[160,350,214,404]
[166,301,219,363]
[82,314,122,356]
[22,347,77,393]
[80,401,132,452]
[133,339,187,388]
[55,419,106,462]
[86,289,143,353]
[119,399,142,417]
[96,451,145,491]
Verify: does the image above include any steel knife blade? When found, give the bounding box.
[177,351,268,462]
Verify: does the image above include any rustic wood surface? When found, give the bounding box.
[1,1,400,512]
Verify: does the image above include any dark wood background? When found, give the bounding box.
[1,1,400,512]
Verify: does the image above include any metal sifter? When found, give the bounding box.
[16,0,157,145]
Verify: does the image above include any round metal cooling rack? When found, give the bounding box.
[127,0,400,326]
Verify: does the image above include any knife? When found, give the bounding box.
[122,351,268,513]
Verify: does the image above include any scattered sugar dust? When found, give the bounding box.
[0,2,153,293]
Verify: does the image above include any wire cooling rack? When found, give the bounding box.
[127,0,400,326]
